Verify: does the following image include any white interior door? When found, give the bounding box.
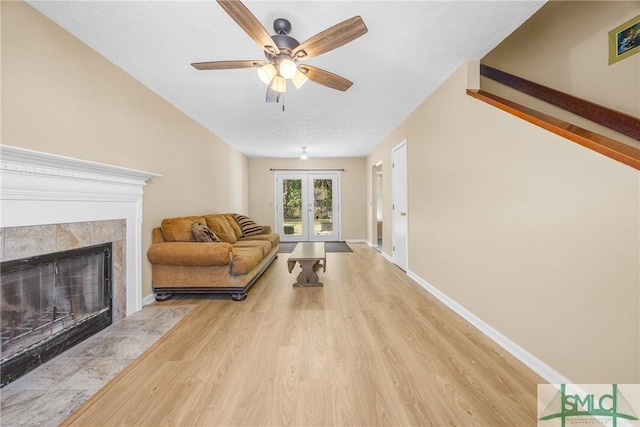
[276,172,340,242]
[392,140,408,270]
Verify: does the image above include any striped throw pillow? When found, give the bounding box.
[234,214,263,237]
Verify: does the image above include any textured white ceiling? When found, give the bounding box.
[27,0,545,158]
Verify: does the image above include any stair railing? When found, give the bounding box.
[468,64,640,170]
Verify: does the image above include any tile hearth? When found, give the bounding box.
[0,304,194,427]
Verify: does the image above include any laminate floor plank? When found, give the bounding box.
[61,243,544,426]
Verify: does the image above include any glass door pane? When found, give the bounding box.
[308,174,340,242]
[312,178,332,236]
[276,174,308,242]
[283,178,303,239]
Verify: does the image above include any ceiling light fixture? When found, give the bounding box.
[270,75,287,93]
[291,68,308,89]
[254,19,302,97]
[278,58,297,79]
[191,6,369,105]
[258,54,299,94]
[301,146,308,162]
[256,63,276,85]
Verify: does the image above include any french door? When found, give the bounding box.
[276,172,340,242]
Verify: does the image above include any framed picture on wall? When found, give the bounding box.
[609,14,640,65]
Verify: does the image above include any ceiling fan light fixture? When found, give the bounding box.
[192,2,369,101]
[257,63,276,85]
[278,58,297,79]
[270,75,287,93]
[292,69,308,89]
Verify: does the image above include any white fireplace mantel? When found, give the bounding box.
[1,145,161,316]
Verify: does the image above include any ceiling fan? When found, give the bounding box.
[191,0,368,102]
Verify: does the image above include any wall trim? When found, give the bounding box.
[406,269,571,385]
[142,293,157,307]
[365,241,394,262]
[1,144,159,186]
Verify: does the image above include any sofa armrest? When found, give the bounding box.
[261,225,272,234]
[147,242,233,266]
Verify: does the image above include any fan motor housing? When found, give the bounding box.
[267,18,300,58]
[272,34,300,52]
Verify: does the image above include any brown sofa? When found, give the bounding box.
[147,213,279,301]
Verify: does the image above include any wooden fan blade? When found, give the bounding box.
[191,60,266,70]
[217,0,280,55]
[292,16,367,59]
[299,65,353,91]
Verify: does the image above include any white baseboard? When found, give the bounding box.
[364,240,393,261]
[345,239,367,243]
[381,251,393,263]
[142,293,156,307]
[406,270,571,385]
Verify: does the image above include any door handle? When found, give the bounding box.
[400,212,407,216]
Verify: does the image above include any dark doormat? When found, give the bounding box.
[278,241,353,253]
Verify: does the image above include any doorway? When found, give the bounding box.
[371,162,383,250]
[276,172,341,242]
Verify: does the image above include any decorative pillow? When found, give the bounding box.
[192,221,220,242]
[234,214,263,237]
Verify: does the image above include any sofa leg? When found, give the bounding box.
[231,292,247,301]
[155,292,173,302]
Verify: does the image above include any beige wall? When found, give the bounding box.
[367,0,640,384]
[2,2,249,299]
[481,1,640,148]
[249,157,367,241]
[367,59,639,383]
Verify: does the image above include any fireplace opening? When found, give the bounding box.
[1,243,112,386]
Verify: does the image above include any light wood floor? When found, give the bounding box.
[62,244,544,426]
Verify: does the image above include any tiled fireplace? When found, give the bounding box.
[1,239,115,384]
[0,145,159,382]
[2,220,126,318]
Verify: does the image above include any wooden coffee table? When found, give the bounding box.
[287,242,326,287]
